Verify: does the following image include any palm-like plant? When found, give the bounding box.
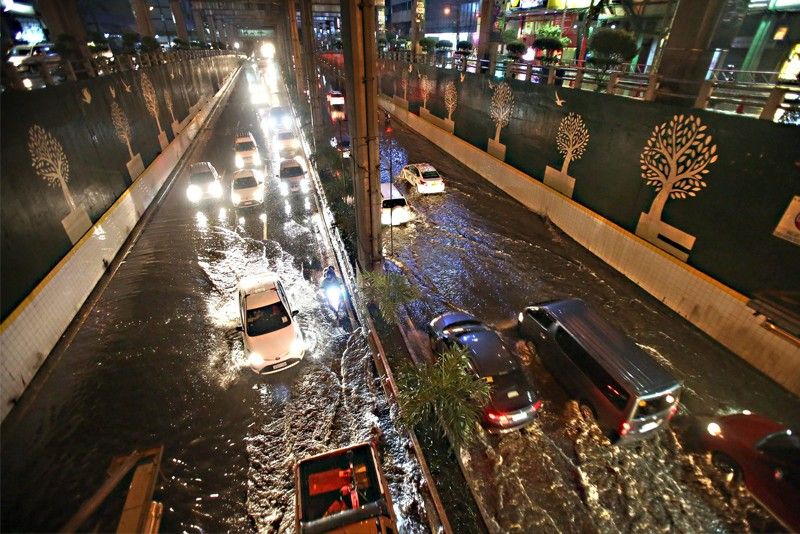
[397,345,492,450]
[358,270,420,323]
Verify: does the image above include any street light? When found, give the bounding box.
[443,5,451,15]
[234,41,240,49]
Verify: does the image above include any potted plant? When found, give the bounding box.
[587,27,637,91]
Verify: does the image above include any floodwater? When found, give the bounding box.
[1,63,427,533]
[317,64,799,533]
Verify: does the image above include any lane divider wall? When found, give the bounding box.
[0,65,244,422]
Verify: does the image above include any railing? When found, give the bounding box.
[376,50,800,124]
[2,49,241,92]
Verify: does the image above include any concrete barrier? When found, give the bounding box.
[380,94,800,396]
[0,68,241,422]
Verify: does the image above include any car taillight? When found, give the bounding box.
[668,404,678,419]
[487,411,510,425]
[620,421,631,437]
[532,400,543,412]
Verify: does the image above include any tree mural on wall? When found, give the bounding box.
[111,100,134,160]
[400,69,409,101]
[141,73,162,133]
[419,74,435,109]
[636,114,718,260]
[164,90,176,125]
[28,125,75,211]
[556,113,589,174]
[443,80,458,121]
[489,81,514,143]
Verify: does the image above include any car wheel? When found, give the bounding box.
[711,452,741,485]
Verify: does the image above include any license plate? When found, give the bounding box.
[512,412,528,422]
[640,421,660,433]
[272,361,287,370]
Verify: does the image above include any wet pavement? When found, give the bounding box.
[318,64,799,533]
[1,62,426,533]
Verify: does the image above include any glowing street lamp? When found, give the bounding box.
[234,41,241,49]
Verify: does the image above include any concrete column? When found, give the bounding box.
[655,0,729,103]
[287,0,306,100]
[300,0,324,146]
[192,9,206,43]
[741,7,777,71]
[342,0,382,269]
[36,0,93,71]
[410,0,420,58]
[170,0,189,41]
[130,0,155,37]
[476,0,493,71]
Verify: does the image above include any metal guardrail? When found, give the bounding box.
[376,50,800,124]
[2,49,242,92]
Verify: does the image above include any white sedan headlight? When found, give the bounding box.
[231,192,241,205]
[248,352,265,368]
[289,335,305,357]
[235,154,244,168]
[210,181,223,198]
[187,184,202,203]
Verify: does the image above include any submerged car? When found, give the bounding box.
[295,442,398,534]
[186,162,223,203]
[230,169,264,207]
[399,163,445,194]
[234,131,262,169]
[699,412,799,531]
[379,183,412,226]
[267,106,292,129]
[275,129,300,155]
[278,158,309,195]
[238,273,305,374]
[429,312,541,433]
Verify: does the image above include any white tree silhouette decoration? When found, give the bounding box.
[140,73,162,133]
[640,114,718,221]
[443,80,458,121]
[111,100,134,160]
[400,70,408,100]
[164,90,176,124]
[556,113,589,174]
[420,75,435,109]
[489,81,514,142]
[28,124,76,211]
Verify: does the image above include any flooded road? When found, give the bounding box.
[1,63,426,533]
[318,63,799,533]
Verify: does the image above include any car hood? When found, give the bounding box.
[244,322,297,359]
[488,371,537,412]
[234,185,261,197]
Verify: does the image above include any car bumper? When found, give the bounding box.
[233,198,264,207]
[483,410,538,434]
[251,356,303,374]
[418,182,445,194]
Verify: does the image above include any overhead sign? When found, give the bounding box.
[239,29,275,38]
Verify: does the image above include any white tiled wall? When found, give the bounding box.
[0,69,239,422]
[382,96,800,396]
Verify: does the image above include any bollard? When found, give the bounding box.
[643,72,658,101]
[547,66,557,85]
[760,87,788,121]
[694,80,714,109]
[574,67,584,89]
[607,71,620,94]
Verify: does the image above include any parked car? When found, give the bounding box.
[698,412,799,531]
[518,298,681,443]
[7,43,59,72]
[234,131,262,169]
[277,158,309,195]
[429,312,541,433]
[399,163,445,194]
[379,183,412,226]
[230,169,264,208]
[237,273,305,374]
[186,161,223,203]
[267,105,292,129]
[295,442,398,534]
[326,90,345,106]
[275,129,300,155]
[330,103,346,122]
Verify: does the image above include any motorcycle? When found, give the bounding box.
[321,269,346,318]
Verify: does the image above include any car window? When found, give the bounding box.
[278,132,295,140]
[422,170,440,179]
[236,141,255,151]
[407,166,417,175]
[382,198,406,209]
[528,309,555,329]
[757,431,800,458]
[233,176,258,189]
[246,300,290,336]
[190,171,216,184]
[281,165,304,178]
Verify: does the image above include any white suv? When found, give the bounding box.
[186,161,223,203]
[400,163,445,194]
[230,169,264,207]
[275,129,300,156]
[238,273,305,374]
[234,131,262,169]
[277,158,309,195]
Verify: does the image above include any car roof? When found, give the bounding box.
[432,312,517,377]
[413,163,437,172]
[535,299,679,394]
[233,169,256,179]
[239,273,281,308]
[379,183,403,199]
[280,159,302,169]
[235,132,254,142]
[189,161,215,173]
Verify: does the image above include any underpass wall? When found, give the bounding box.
[0,57,242,421]
[376,69,800,396]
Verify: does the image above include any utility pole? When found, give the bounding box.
[410,0,420,59]
[476,0,493,71]
[341,0,382,269]
[300,0,324,149]
[171,0,190,42]
[287,0,307,104]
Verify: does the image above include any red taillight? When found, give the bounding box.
[487,411,498,421]
[532,400,543,412]
[620,421,631,437]
[668,404,678,419]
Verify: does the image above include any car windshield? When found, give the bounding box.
[422,170,440,179]
[281,165,304,178]
[10,46,31,56]
[278,132,295,140]
[331,104,345,111]
[190,171,215,184]
[757,430,800,458]
[270,107,287,118]
[246,301,290,336]
[236,141,255,151]
[382,198,406,209]
[632,390,678,419]
[234,176,258,189]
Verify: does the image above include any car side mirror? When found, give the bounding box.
[292,310,299,317]
[235,325,243,332]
